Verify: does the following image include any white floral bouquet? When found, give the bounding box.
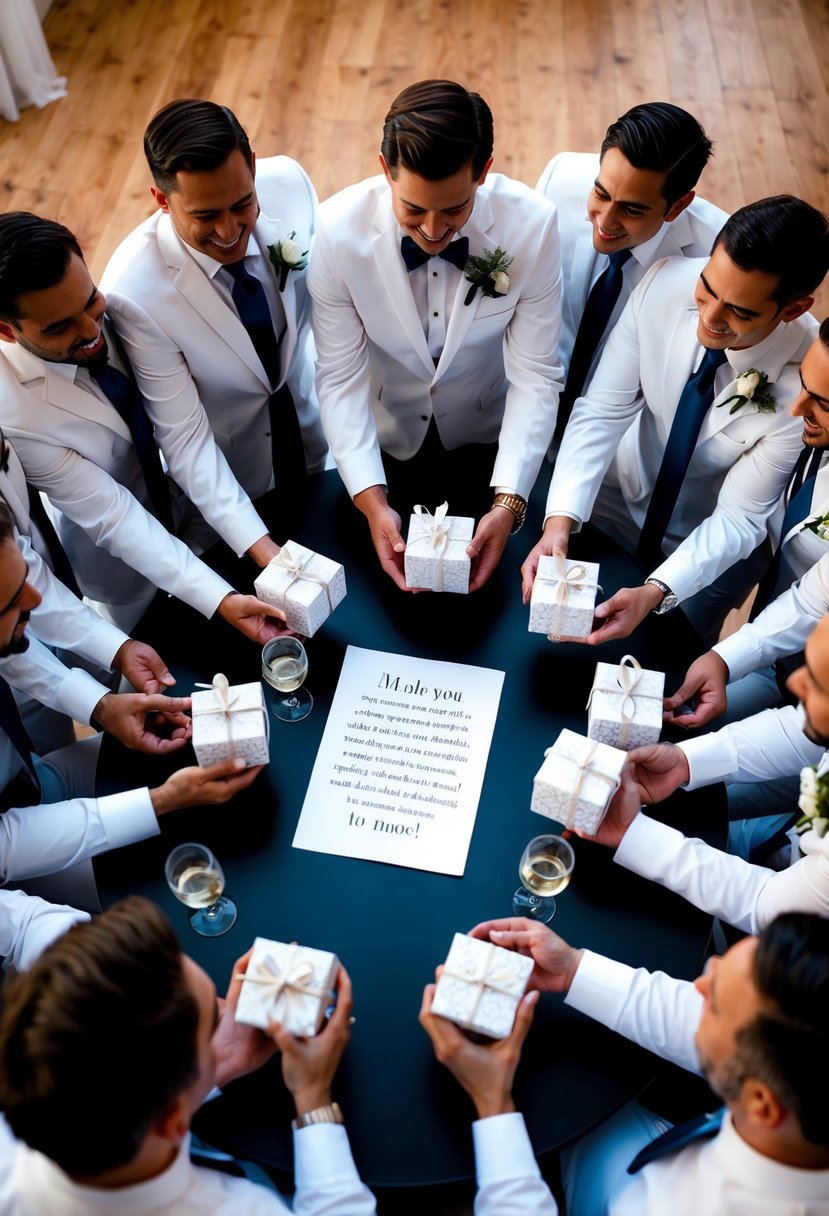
[796,764,829,838]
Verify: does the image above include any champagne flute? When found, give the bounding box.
[512,834,575,923]
[165,842,237,936]
[261,636,313,722]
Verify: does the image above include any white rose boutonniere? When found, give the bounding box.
[796,763,829,837]
[464,246,514,306]
[268,231,309,292]
[806,509,829,541]
[717,366,776,415]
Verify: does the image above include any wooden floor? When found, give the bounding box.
[3,0,829,314]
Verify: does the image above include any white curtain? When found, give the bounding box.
[0,0,66,123]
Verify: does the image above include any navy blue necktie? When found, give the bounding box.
[0,675,40,812]
[554,248,633,446]
[225,261,306,487]
[89,359,174,532]
[636,347,729,567]
[627,1108,724,1174]
[400,235,469,273]
[750,446,825,620]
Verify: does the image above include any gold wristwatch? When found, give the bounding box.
[292,1102,345,1130]
[492,492,528,534]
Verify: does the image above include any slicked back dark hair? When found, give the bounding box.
[0,212,82,323]
[0,896,200,1175]
[144,99,253,195]
[733,913,829,1149]
[713,195,829,306]
[381,79,494,181]
[600,101,712,205]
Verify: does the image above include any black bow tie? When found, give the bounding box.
[401,235,469,273]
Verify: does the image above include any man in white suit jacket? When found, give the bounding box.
[102,100,326,565]
[537,102,725,404]
[523,196,829,645]
[309,80,563,591]
[0,213,287,642]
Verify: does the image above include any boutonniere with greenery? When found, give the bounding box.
[463,246,514,306]
[267,232,309,292]
[806,509,829,541]
[717,368,776,415]
[797,763,829,838]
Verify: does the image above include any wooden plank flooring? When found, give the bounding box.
[2,0,828,317]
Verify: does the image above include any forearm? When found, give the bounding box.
[0,636,110,725]
[678,706,823,788]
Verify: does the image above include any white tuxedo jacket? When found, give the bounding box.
[0,345,231,631]
[102,157,326,556]
[308,173,564,500]
[548,256,814,601]
[537,152,727,384]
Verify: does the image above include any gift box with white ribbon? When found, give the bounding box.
[528,555,600,639]
[254,540,346,636]
[234,937,339,1035]
[431,932,533,1039]
[587,655,664,750]
[404,502,473,593]
[191,674,270,767]
[531,728,626,835]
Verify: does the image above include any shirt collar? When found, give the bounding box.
[186,231,263,281]
[36,1135,197,1210]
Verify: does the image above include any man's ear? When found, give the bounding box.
[152,1094,190,1146]
[742,1077,787,1130]
[477,156,494,185]
[664,191,695,223]
[0,321,18,344]
[779,295,815,324]
[379,153,393,186]
[150,186,172,213]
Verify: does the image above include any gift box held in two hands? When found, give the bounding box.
[234,937,339,1035]
[254,540,346,636]
[528,555,600,639]
[191,674,270,767]
[431,932,533,1039]
[404,502,473,593]
[587,655,664,750]
[531,728,626,835]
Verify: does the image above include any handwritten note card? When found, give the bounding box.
[292,646,504,875]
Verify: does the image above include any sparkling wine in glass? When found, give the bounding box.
[261,636,313,722]
[512,834,575,923]
[165,842,237,936]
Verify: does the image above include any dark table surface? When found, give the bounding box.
[95,470,724,1189]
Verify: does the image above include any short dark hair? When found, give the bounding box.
[730,914,829,1149]
[713,195,829,306]
[144,99,253,195]
[0,213,82,324]
[600,102,712,205]
[381,79,494,181]
[0,897,200,1175]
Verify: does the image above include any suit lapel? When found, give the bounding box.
[433,189,495,381]
[371,202,435,380]
[255,213,297,383]
[157,215,271,390]
[3,344,133,442]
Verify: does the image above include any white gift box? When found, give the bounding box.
[254,540,346,637]
[404,503,473,593]
[431,932,533,1039]
[528,555,600,639]
[587,655,665,751]
[191,674,270,767]
[234,937,339,1035]
[531,728,626,835]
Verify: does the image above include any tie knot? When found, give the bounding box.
[225,260,258,293]
[701,346,729,372]
[608,248,633,270]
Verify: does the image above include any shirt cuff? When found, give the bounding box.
[57,668,111,726]
[712,635,759,686]
[293,1122,363,1188]
[564,949,637,1027]
[83,616,131,670]
[677,732,738,790]
[472,1111,542,1186]
[98,788,158,850]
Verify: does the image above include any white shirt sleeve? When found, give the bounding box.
[473,1112,558,1215]
[292,1123,376,1215]
[565,950,703,1076]
[0,634,109,725]
[0,887,89,970]
[678,706,824,788]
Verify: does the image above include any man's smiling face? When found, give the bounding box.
[151,148,260,265]
[381,156,490,257]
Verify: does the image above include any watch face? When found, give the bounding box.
[656,594,679,614]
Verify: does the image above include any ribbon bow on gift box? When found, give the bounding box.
[546,738,622,827]
[192,673,267,758]
[443,946,524,1024]
[537,555,601,640]
[239,945,332,1029]
[271,543,334,611]
[409,502,455,592]
[586,655,663,747]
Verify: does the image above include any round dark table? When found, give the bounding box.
[96,470,723,1189]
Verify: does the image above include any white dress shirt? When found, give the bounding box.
[679,705,823,789]
[0,887,88,970]
[472,1112,558,1214]
[0,1123,375,1215]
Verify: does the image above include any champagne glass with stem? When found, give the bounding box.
[512,833,575,923]
[261,636,312,722]
[165,841,237,936]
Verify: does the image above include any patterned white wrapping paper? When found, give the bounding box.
[587,656,664,750]
[191,675,270,767]
[531,728,626,835]
[528,555,600,639]
[431,932,533,1039]
[254,540,346,636]
[234,937,339,1035]
[404,503,474,593]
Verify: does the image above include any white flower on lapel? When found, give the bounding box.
[797,763,829,835]
[718,366,776,415]
[806,510,829,542]
[268,231,309,291]
[464,246,514,305]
